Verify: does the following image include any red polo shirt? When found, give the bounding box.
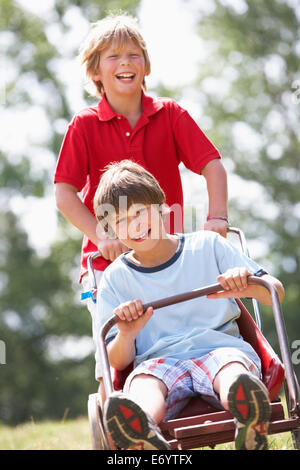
[54,91,221,280]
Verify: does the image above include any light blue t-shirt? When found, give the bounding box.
[98,231,264,369]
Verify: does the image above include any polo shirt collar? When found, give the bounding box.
[141,90,164,117]
[97,90,164,121]
[97,93,116,121]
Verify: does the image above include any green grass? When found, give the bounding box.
[200,432,294,450]
[0,417,92,450]
[0,416,294,450]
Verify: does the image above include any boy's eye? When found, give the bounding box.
[135,208,147,217]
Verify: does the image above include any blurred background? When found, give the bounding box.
[0,0,300,426]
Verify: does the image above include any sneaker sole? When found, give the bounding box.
[227,374,271,450]
[104,394,169,450]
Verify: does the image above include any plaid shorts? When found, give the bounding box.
[123,347,261,421]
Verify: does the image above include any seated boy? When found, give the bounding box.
[94,160,285,451]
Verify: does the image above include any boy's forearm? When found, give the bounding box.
[243,275,285,305]
[55,183,99,246]
[209,273,284,305]
[107,332,136,371]
[201,159,228,217]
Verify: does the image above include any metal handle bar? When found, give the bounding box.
[87,251,102,298]
[228,227,262,330]
[99,276,299,413]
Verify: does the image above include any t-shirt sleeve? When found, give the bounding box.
[213,233,266,276]
[171,103,221,174]
[54,116,89,192]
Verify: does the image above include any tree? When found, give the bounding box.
[0,0,139,424]
[190,0,300,378]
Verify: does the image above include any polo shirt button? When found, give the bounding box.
[125,132,130,136]
[117,116,122,119]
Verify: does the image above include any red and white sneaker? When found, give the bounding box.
[227,374,271,450]
[103,392,170,450]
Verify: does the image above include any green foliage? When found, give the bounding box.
[1,0,299,429]
[0,152,46,197]
[192,0,300,378]
[0,209,95,424]
[0,0,140,425]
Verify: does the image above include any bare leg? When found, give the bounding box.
[128,373,168,424]
[213,362,249,410]
[213,364,271,450]
[104,374,170,450]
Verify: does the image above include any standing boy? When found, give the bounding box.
[54,13,228,381]
[94,160,284,451]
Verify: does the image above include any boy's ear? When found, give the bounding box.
[144,65,151,77]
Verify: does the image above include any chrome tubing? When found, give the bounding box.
[228,227,262,331]
[87,251,102,302]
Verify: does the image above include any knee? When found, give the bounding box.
[213,362,249,409]
[129,374,168,397]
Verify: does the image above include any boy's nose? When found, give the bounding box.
[120,54,131,66]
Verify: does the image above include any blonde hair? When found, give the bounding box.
[80,13,151,98]
[94,160,167,234]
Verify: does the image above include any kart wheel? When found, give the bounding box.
[88,393,109,450]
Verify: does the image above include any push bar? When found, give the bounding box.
[228,227,262,330]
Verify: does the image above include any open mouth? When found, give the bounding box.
[131,228,151,242]
[115,73,136,82]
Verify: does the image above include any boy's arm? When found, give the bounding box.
[55,182,128,261]
[246,274,285,305]
[107,333,136,371]
[108,300,154,370]
[201,159,228,238]
[207,268,285,305]
[55,182,99,246]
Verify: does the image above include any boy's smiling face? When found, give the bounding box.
[110,203,162,252]
[93,39,149,98]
